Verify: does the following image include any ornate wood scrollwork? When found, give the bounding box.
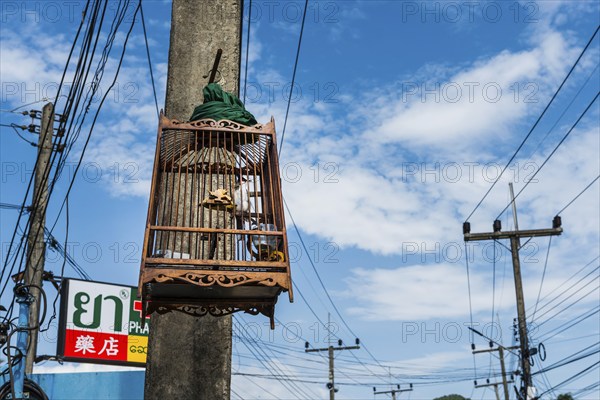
[148,301,276,328]
[167,117,264,132]
[145,269,285,288]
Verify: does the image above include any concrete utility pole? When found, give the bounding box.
[305,340,360,399]
[144,1,242,399]
[463,184,563,399]
[24,102,54,374]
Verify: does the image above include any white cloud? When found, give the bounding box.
[344,263,488,320]
[364,32,575,149]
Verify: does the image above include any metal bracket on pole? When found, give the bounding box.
[204,49,223,83]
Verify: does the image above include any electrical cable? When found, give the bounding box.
[465,25,600,222]
[0,0,99,309]
[533,277,599,326]
[283,198,393,384]
[496,91,599,219]
[537,306,599,342]
[532,341,599,375]
[527,257,599,315]
[234,316,316,399]
[556,175,600,215]
[278,0,309,155]
[537,360,599,396]
[531,236,553,321]
[49,1,141,240]
[140,0,160,118]
[242,0,252,105]
[0,123,37,146]
[524,62,599,163]
[464,244,477,344]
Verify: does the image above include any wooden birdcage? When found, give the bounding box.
[139,113,292,327]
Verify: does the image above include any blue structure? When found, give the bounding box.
[1,371,144,399]
[12,287,33,399]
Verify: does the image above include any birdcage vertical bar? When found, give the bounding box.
[140,113,164,272]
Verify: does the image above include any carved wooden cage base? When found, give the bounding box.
[139,113,292,327]
[144,296,277,329]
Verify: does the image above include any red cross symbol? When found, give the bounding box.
[133,300,150,319]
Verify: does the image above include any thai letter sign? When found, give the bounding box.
[57,279,150,366]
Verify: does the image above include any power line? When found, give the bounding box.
[531,236,553,321]
[496,91,599,219]
[0,0,101,303]
[534,281,599,327]
[0,123,37,146]
[537,360,599,397]
[278,0,309,155]
[283,197,347,333]
[234,316,318,399]
[465,25,600,222]
[529,263,599,324]
[538,306,599,342]
[242,0,253,104]
[1,0,140,331]
[49,0,141,241]
[140,0,160,118]
[527,256,599,315]
[283,198,405,385]
[524,62,600,163]
[0,203,28,211]
[556,175,600,215]
[0,2,124,317]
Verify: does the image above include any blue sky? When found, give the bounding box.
[1,1,599,398]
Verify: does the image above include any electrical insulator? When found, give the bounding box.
[463,221,471,234]
[338,339,342,346]
[493,219,502,232]
[553,215,562,228]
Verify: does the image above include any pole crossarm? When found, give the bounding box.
[374,388,413,394]
[475,381,514,389]
[305,345,360,353]
[464,227,562,242]
[472,346,519,354]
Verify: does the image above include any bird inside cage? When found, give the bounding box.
[233,177,256,226]
[233,180,250,213]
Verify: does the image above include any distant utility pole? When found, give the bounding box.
[463,183,563,399]
[473,344,517,400]
[305,338,360,400]
[373,384,413,400]
[24,102,54,374]
[144,1,242,399]
[469,325,517,400]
